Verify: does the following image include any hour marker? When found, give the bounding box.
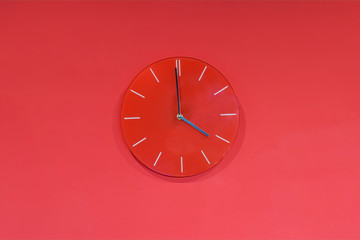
[124,117,140,120]
[201,150,210,164]
[181,156,183,173]
[198,66,207,81]
[215,135,230,143]
[130,89,145,98]
[214,86,228,96]
[149,68,159,83]
[132,137,146,147]
[154,152,162,166]
[176,59,181,76]
[220,113,236,116]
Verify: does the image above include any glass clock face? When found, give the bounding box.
[121,57,240,177]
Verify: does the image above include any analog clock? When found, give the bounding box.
[121,57,240,177]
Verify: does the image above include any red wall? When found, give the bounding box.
[1,1,360,239]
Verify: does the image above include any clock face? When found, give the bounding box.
[121,57,240,177]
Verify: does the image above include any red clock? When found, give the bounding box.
[121,57,240,177]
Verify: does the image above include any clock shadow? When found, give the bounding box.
[113,93,246,183]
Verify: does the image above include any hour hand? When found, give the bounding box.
[180,115,209,137]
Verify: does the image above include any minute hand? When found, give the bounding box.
[180,115,209,137]
[175,68,181,115]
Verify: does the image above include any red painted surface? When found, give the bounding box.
[0,1,360,239]
[122,57,240,177]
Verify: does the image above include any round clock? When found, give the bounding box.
[121,57,240,177]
